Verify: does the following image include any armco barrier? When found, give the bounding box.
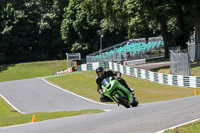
[77,61,200,88]
[77,62,109,71]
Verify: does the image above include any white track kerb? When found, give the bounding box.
[0,94,25,114]
[40,78,115,107]
[155,118,200,133]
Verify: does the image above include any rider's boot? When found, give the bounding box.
[129,88,134,92]
[128,88,135,96]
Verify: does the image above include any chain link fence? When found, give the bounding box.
[170,50,191,76]
[188,43,200,62]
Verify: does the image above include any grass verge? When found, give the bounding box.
[0,60,68,82]
[164,120,200,133]
[46,71,194,103]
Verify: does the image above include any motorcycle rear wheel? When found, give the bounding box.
[114,93,130,108]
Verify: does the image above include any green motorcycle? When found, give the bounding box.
[101,77,138,108]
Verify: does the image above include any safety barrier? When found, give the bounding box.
[77,62,109,71]
[76,61,200,88]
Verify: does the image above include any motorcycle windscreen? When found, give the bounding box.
[102,77,110,87]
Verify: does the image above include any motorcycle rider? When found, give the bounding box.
[96,66,134,102]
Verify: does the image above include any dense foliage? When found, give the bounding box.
[0,0,199,64]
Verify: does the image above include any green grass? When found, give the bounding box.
[0,96,103,127]
[0,60,197,129]
[0,60,68,82]
[164,120,200,133]
[0,60,104,127]
[190,62,200,76]
[46,71,194,103]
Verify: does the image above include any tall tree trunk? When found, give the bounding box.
[161,21,169,59]
[176,5,187,50]
[194,4,200,61]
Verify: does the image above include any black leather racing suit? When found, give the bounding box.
[96,70,130,102]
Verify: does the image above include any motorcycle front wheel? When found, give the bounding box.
[130,97,138,107]
[114,93,130,108]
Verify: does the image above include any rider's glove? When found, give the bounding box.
[117,77,121,80]
[97,88,103,94]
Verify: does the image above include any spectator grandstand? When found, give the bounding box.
[86,37,164,63]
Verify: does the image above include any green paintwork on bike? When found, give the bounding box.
[101,77,133,105]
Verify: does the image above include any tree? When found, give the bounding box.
[0,0,69,64]
[0,0,198,64]
[194,1,200,61]
[61,0,92,54]
[61,0,127,55]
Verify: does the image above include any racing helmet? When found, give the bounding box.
[96,67,104,76]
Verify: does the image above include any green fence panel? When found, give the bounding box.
[145,70,149,80]
[172,75,178,86]
[123,66,126,74]
[137,69,141,78]
[183,76,190,87]
[163,74,168,84]
[77,65,81,71]
[130,68,134,76]
[196,77,200,88]
[154,73,158,82]
[87,64,92,70]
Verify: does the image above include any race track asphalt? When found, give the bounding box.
[0,78,119,113]
[0,78,200,133]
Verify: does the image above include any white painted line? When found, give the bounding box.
[103,109,112,112]
[40,72,83,79]
[0,94,26,114]
[155,118,200,133]
[40,78,116,106]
